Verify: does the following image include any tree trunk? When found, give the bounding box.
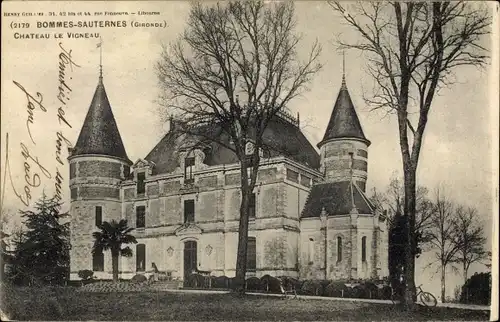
[441,264,446,303]
[464,263,468,286]
[111,250,119,282]
[235,174,251,293]
[403,165,417,310]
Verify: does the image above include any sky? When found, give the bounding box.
[1,1,498,301]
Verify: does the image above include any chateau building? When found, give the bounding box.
[68,68,389,282]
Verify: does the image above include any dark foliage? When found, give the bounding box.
[245,276,262,291]
[388,212,424,291]
[300,279,324,296]
[324,281,348,297]
[9,194,70,285]
[77,270,94,282]
[214,275,229,289]
[260,275,281,293]
[92,219,137,282]
[459,272,491,305]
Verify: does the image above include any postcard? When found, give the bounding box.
[1,1,497,321]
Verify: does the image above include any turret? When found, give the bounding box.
[68,70,132,280]
[318,67,370,192]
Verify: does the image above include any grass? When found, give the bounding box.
[1,285,490,321]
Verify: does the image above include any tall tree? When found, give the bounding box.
[92,219,137,282]
[156,1,321,291]
[329,1,490,308]
[426,188,461,303]
[452,206,487,285]
[12,194,70,285]
[370,175,433,253]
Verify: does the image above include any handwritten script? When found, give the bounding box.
[3,42,79,209]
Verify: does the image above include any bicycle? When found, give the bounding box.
[416,284,437,307]
[390,284,437,307]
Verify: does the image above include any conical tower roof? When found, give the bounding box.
[318,75,370,148]
[71,75,130,163]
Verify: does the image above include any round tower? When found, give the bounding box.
[68,73,131,280]
[317,73,370,192]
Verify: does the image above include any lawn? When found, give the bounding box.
[1,285,490,321]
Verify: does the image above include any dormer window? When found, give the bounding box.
[137,172,146,194]
[184,157,195,184]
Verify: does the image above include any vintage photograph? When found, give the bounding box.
[1,1,498,320]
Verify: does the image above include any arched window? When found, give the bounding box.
[361,236,367,262]
[308,238,314,264]
[337,236,342,262]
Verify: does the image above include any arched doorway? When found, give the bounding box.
[184,240,197,281]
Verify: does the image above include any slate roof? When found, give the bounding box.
[318,78,370,148]
[72,76,131,163]
[301,181,374,218]
[144,116,320,175]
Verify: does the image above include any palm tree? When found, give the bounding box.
[92,219,137,282]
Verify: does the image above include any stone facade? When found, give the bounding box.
[68,72,389,282]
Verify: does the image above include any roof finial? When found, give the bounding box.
[341,51,347,89]
[97,37,103,81]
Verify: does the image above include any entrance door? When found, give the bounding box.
[184,241,197,280]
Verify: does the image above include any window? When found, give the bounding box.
[92,250,104,271]
[136,206,146,228]
[247,237,256,270]
[184,157,195,183]
[286,169,299,183]
[136,244,146,272]
[137,172,146,194]
[184,199,195,223]
[248,193,256,219]
[361,236,367,262]
[337,237,342,262]
[95,206,102,227]
[308,238,314,264]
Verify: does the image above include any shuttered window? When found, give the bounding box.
[95,206,102,227]
[184,200,195,223]
[136,244,146,272]
[247,237,256,270]
[136,206,146,228]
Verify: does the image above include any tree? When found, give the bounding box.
[460,272,491,305]
[370,175,433,257]
[452,206,487,285]
[0,210,14,281]
[11,194,70,285]
[92,219,137,282]
[329,1,490,308]
[156,1,321,291]
[426,188,461,303]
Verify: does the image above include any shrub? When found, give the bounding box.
[77,270,94,281]
[351,284,369,299]
[186,273,204,288]
[324,281,348,298]
[131,274,147,283]
[245,277,262,291]
[460,272,491,305]
[379,285,392,300]
[261,275,282,293]
[300,280,323,296]
[280,276,301,293]
[213,276,229,289]
[364,282,379,299]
